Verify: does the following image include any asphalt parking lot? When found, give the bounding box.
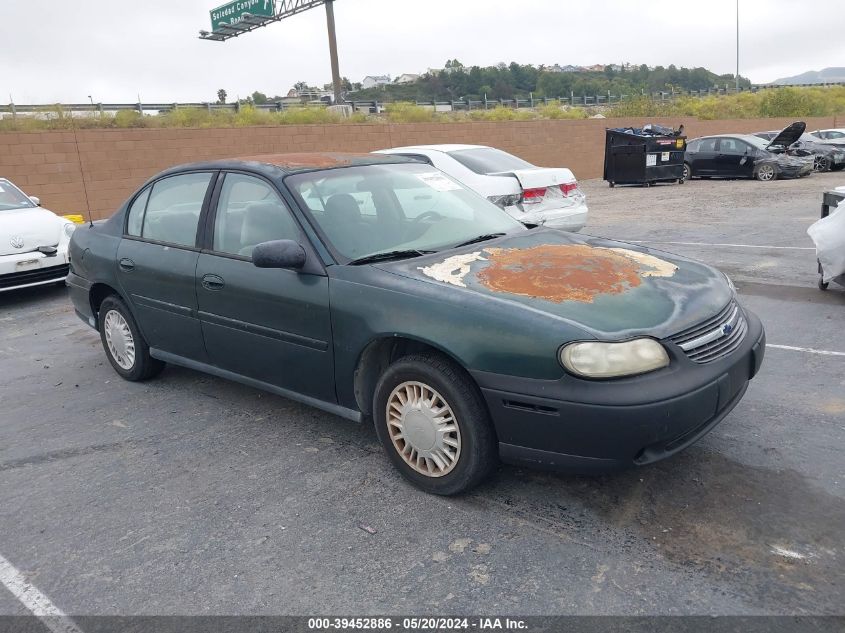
[1,172,843,617]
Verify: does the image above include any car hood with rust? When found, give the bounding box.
[375,229,733,340]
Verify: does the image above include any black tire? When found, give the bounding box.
[98,295,164,381]
[608,182,615,188]
[373,353,497,495]
[682,163,692,181]
[818,278,829,291]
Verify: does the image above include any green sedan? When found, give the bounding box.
[66,153,765,495]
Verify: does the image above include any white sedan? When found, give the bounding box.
[374,145,588,232]
[0,178,76,292]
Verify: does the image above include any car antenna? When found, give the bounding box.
[69,110,95,227]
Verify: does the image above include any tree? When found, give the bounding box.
[251,91,268,105]
[217,89,227,104]
[294,81,310,93]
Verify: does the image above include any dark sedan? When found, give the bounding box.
[66,153,765,494]
[684,126,813,182]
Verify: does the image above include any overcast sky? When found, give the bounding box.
[3,0,843,103]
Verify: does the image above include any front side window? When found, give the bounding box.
[141,172,213,247]
[287,163,524,262]
[718,138,747,155]
[213,173,300,257]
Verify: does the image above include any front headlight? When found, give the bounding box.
[560,338,669,379]
[63,223,76,238]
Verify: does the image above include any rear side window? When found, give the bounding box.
[126,188,150,236]
[698,138,717,153]
[448,148,533,175]
[141,173,213,247]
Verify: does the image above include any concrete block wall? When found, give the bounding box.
[0,115,837,220]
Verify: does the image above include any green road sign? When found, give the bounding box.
[211,0,275,31]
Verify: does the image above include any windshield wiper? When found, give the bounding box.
[347,249,436,266]
[453,233,506,248]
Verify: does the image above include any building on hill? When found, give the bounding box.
[395,73,420,84]
[361,75,391,89]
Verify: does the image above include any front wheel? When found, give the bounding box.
[756,164,777,181]
[813,155,831,172]
[682,163,692,181]
[99,295,164,381]
[373,354,497,495]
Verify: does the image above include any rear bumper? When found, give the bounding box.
[472,309,765,473]
[509,202,589,232]
[66,271,97,328]
[0,250,69,292]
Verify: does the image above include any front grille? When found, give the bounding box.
[0,264,69,290]
[669,300,747,364]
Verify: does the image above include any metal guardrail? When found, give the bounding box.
[3,82,844,117]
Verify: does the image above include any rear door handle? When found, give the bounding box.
[201,274,225,291]
[119,258,135,272]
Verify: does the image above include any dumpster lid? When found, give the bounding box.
[767,121,806,149]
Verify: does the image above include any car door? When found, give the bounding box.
[715,138,752,177]
[195,171,335,403]
[690,138,718,175]
[117,171,215,362]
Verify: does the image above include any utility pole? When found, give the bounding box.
[325,0,342,104]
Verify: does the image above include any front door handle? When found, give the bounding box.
[201,274,225,291]
[119,258,135,272]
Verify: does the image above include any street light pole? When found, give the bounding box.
[325,0,342,104]
[736,0,740,92]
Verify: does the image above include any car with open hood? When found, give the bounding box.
[66,153,765,495]
[684,122,814,181]
[0,177,76,292]
[754,122,845,172]
[374,145,588,232]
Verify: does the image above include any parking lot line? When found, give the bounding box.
[0,553,83,633]
[768,344,845,357]
[629,240,815,251]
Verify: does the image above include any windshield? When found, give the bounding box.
[448,148,533,175]
[0,179,36,211]
[287,163,525,262]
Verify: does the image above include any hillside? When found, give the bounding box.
[349,62,750,102]
[773,67,845,85]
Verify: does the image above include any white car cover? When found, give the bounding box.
[808,200,845,283]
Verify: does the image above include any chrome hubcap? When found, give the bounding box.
[104,310,135,370]
[813,155,827,171]
[386,381,461,478]
[683,165,690,179]
[758,165,774,180]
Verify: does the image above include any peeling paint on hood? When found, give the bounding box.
[474,244,678,303]
[387,229,732,339]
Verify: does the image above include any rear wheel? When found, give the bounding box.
[373,354,497,495]
[756,164,777,181]
[99,295,164,381]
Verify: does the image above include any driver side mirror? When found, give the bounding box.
[252,240,307,270]
[30,196,41,206]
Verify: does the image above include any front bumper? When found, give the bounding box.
[472,309,765,473]
[0,250,70,292]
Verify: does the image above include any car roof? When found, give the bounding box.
[155,152,417,178]
[691,134,761,141]
[382,144,489,153]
